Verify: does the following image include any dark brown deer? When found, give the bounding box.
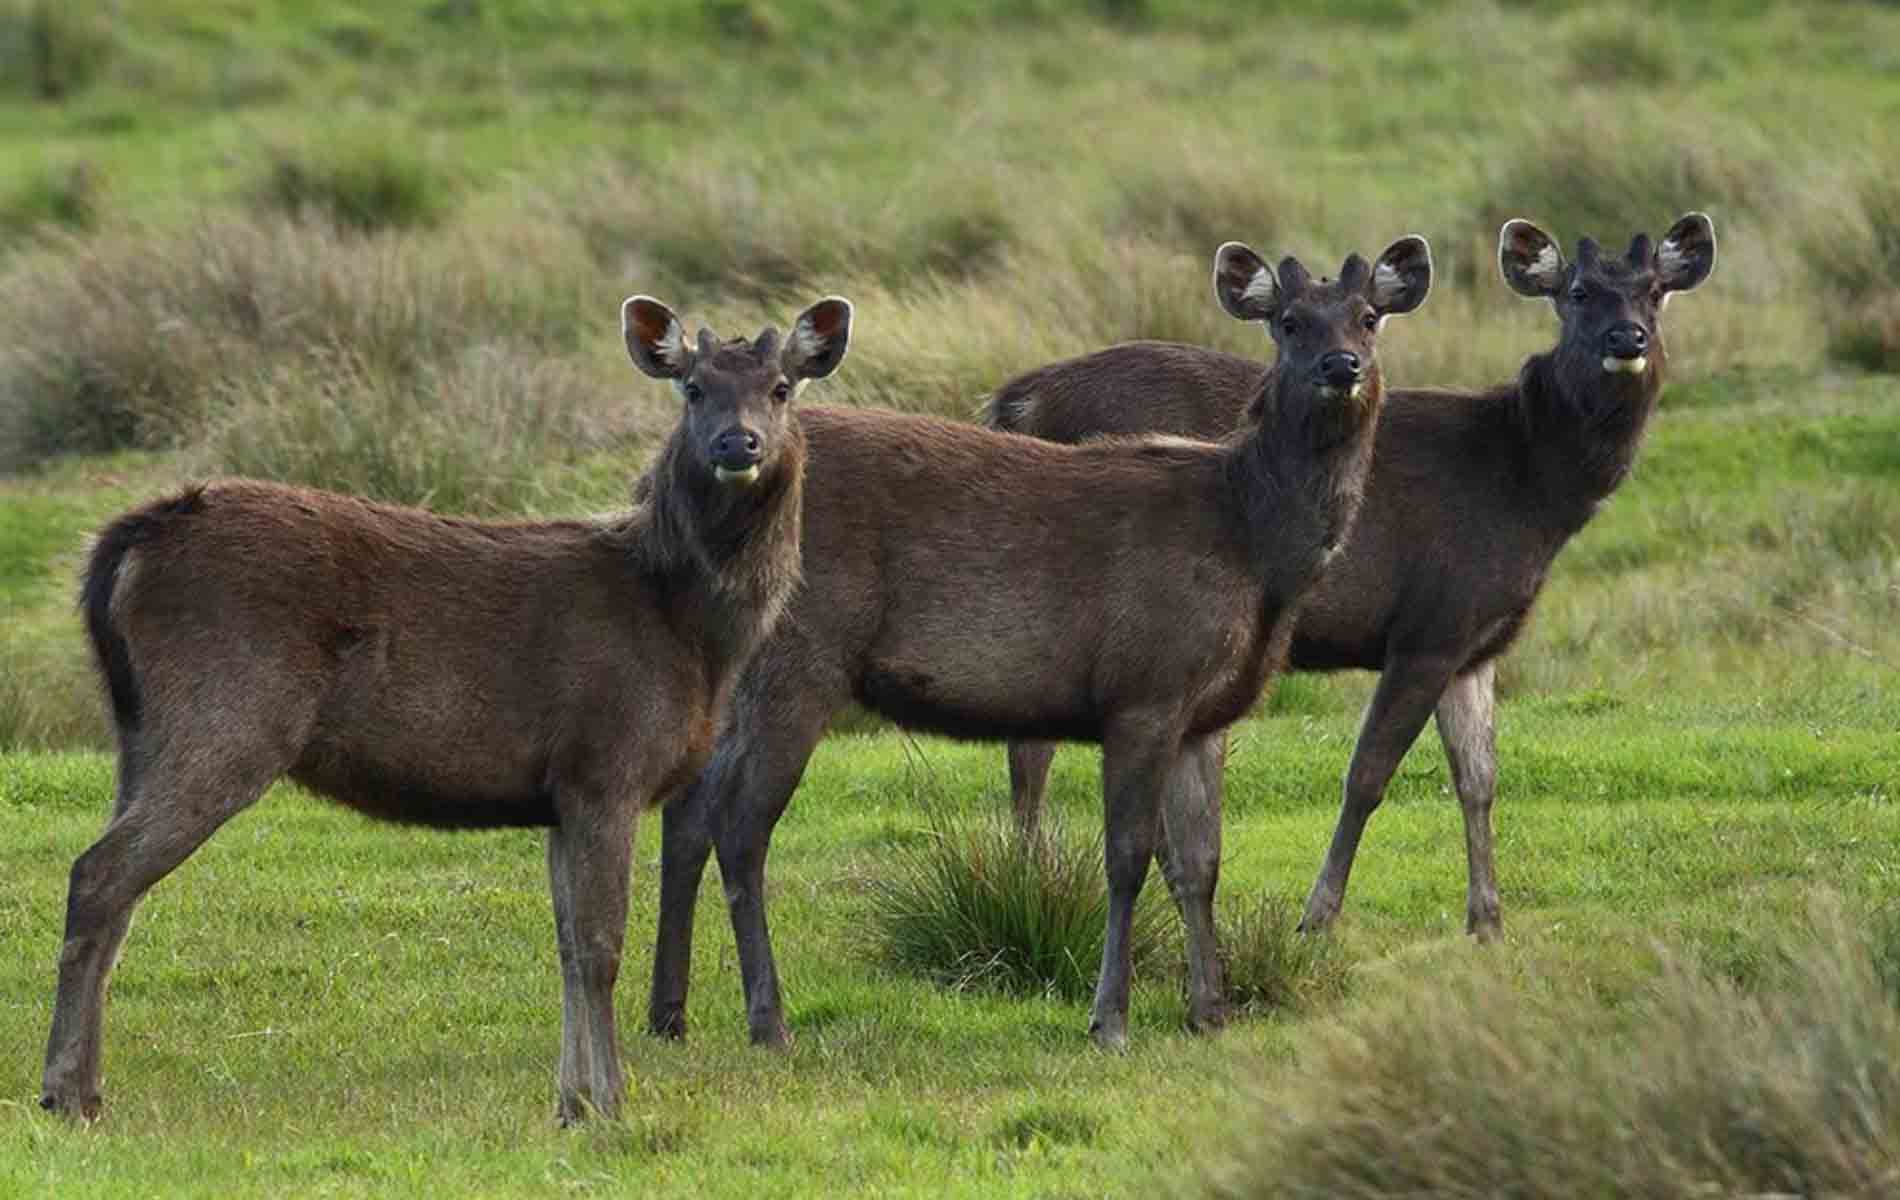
[39,294,854,1124]
[646,237,1432,1049]
[992,212,1716,939]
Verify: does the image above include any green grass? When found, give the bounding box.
[3,695,1897,1195]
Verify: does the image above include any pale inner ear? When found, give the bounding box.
[1371,261,1404,308]
[1242,266,1278,308]
[1656,238,1689,282]
[787,318,825,366]
[654,317,688,369]
[1524,241,1564,290]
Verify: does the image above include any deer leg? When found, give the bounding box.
[1153,730,1228,1033]
[1436,660,1501,939]
[1299,657,1458,933]
[1089,720,1174,1050]
[1006,739,1059,843]
[42,738,280,1121]
[707,669,839,1049]
[647,778,716,1042]
[546,790,636,1124]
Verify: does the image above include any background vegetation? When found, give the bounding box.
[1,0,1895,1194]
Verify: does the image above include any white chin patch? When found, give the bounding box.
[1602,355,1648,375]
[714,464,761,486]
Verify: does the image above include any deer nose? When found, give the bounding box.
[1318,351,1363,388]
[1604,323,1649,359]
[710,428,763,469]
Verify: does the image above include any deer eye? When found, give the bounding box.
[1280,315,1299,337]
[1360,312,1380,332]
[1568,283,1588,303]
[771,381,792,403]
[683,382,703,404]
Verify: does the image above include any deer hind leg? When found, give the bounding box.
[1300,656,1458,933]
[1006,739,1059,843]
[41,731,285,1120]
[1436,660,1501,939]
[1154,731,1228,1033]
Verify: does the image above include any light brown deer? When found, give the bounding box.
[646,237,1432,1049]
[39,295,854,1123]
[991,213,1716,938]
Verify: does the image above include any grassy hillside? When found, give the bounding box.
[2,0,1897,1194]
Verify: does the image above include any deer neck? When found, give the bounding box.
[639,425,807,681]
[1227,365,1380,603]
[1514,347,1664,530]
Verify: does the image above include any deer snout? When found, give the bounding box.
[1317,351,1365,395]
[1601,322,1650,374]
[711,428,765,484]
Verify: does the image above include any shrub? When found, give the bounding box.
[1204,899,1900,1198]
[867,810,1168,1002]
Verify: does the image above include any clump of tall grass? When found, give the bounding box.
[1478,99,1783,249]
[0,159,102,240]
[1204,899,1900,1198]
[566,155,1016,299]
[867,810,1168,1002]
[1212,892,1353,1016]
[0,1,114,100]
[1806,171,1900,372]
[0,213,597,470]
[0,637,107,751]
[202,344,636,514]
[254,130,456,232]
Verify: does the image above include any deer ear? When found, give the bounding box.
[1213,242,1278,322]
[623,296,691,380]
[1656,211,1716,294]
[784,297,853,381]
[1370,235,1432,315]
[1498,220,1566,299]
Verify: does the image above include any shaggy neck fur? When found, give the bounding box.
[1512,338,1666,531]
[1228,362,1383,605]
[635,419,807,682]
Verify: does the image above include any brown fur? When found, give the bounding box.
[991,214,1717,940]
[40,294,852,1124]
[646,239,1434,1049]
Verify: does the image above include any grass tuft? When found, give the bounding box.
[0,1,114,100]
[1211,892,1353,1016]
[0,159,102,240]
[1808,171,1900,371]
[201,344,630,514]
[1205,898,1900,1199]
[867,810,1168,1002]
[255,131,456,233]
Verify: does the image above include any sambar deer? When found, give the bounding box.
[992,213,1716,939]
[39,294,854,1124]
[646,236,1432,1049]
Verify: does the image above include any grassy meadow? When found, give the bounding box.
[1,0,1898,1194]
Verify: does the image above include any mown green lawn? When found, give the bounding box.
[3,691,1896,1195]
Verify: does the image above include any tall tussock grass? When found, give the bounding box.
[1204,898,1900,1199]
[867,810,1168,1002]
[203,345,638,514]
[254,130,457,233]
[0,213,599,475]
[1806,169,1900,372]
